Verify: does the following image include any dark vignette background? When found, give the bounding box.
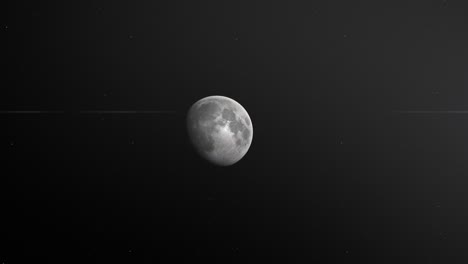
[3,0,468,263]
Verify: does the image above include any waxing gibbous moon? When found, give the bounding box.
[186,96,253,166]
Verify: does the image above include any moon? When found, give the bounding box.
[186,95,253,166]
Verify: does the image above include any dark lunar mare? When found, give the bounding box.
[221,107,250,146]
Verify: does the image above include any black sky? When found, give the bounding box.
[3,0,468,263]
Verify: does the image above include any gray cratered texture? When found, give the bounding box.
[187,96,253,166]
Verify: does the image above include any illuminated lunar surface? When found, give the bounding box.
[187,96,253,166]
